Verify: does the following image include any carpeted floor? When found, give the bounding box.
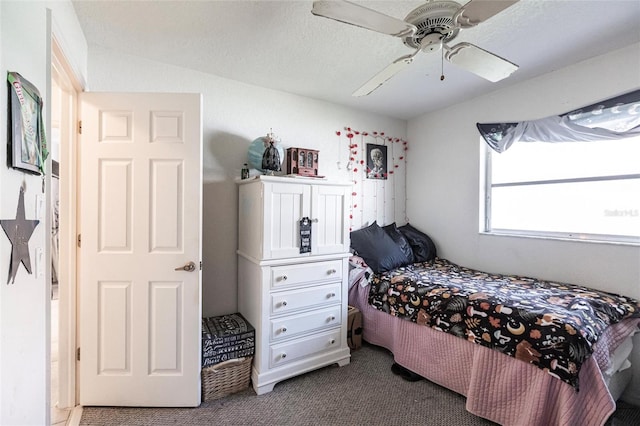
[80,343,640,426]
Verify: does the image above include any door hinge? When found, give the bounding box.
[76,347,80,361]
[77,234,81,248]
[78,120,82,134]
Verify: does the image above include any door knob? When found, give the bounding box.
[175,261,196,272]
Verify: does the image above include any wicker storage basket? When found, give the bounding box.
[201,356,252,402]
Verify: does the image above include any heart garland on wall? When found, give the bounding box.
[336,127,408,231]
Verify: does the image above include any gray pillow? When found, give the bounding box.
[397,223,437,262]
[350,221,409,273]
[382,223,414,265]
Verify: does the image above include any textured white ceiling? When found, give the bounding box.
[71,0,640,120]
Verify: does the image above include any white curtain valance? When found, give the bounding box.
[478,89,640,153]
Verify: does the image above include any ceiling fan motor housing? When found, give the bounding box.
[403,0,462,50]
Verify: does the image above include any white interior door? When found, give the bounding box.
[79,93,202,406]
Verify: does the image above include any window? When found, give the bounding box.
[484,136,640,243]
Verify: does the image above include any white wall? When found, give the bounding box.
[0,5,50,424]
[84,46,407,316]
[0,1,87,424]
[407,43,640,403]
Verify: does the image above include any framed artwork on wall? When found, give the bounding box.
[366,143,387,180]
[7,72,47,175]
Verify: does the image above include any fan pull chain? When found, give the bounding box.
[440,48,445,81]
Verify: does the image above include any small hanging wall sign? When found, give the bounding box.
[1,187,40,284]
[299,217,312,254]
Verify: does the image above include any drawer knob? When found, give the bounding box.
[281,275,288,281]
[327,292,336,298]
[329,316,336,321]
[281,353,287,359]
[329,339,336,345]
[327,269,337,275]
[281,300,288,307]
[280,327,287,333]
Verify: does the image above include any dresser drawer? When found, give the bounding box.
[271,260,342,289]
[270,305,342,342]
[270,329,342,368]
[271,282,341,316]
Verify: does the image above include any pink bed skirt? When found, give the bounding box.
[349,282,640,426]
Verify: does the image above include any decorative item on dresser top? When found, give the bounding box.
[237,175,352,395]
[286,147,319,177]
[248,129,284,175]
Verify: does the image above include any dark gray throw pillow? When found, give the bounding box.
[382,223,414,265]
[397,223,437,262]
[350,221,409,273]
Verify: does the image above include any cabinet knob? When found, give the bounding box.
[281,353,287,359]
[329,339,336,345]
[327,269,337,275]
[329,316,336,321]
[327,292,336,298]
[281,275,288,281]
[281,300,288,307]
[280,327,287,333]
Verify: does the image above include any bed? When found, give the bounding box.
[348,222,640,426]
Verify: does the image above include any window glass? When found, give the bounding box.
[491,138,640,184]
[486,136,640,242]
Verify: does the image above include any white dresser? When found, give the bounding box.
[237,175,352,395]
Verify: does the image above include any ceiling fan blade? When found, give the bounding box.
[454,0,519,28]
[312,1,417,38]
[445,42,518,82]
[352,54,415,97]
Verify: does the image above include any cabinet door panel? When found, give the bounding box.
[312,185,350,255]
[264,182,310,259]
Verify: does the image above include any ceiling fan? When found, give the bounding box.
[311,0,520,96]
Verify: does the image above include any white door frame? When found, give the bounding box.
[51,36,82,409]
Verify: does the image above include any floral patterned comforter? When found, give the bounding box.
[368,258,640,390]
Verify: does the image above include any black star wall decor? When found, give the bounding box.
[1,187,40,284]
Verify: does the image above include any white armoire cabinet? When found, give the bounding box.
[237,175,352,395]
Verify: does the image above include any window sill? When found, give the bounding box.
[479,230,640,247]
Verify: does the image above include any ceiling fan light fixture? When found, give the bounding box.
[419,33,445,52]
[402,1,462,49]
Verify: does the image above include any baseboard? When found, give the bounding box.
[66,406,83,426]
